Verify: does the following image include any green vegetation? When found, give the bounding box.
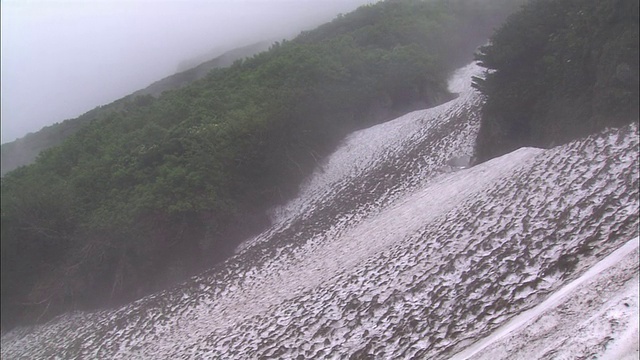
[1,0,520,329]
[1,100,126,177]
[473,0,639,162]
[0,42,270,176]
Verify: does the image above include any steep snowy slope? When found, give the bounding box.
[2,63,638,359]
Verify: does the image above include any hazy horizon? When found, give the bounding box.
[1,0,378,144]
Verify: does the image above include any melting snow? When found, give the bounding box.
[451,237,640,360]
[1,62,638,359]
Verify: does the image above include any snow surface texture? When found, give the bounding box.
[2,63,638,360]
[451,237,640,360]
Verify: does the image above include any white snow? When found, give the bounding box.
[601,302,640,360]
[1,63,638,360]
[239,62,484,251]
[451,237,640,360]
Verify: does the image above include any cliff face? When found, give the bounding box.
[2,62,637,359]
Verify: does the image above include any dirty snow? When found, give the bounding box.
[1,63,638,359]
[451,237,640,360]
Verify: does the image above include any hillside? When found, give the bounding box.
[2,62,637,359]
[130,41,273,98]
[1,0,522,329]
[0,42,271,176]
[473,0,639,162]
[3,3,638,357]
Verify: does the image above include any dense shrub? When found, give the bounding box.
[473,0,639,162]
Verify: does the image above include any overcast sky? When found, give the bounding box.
[1,0,377,144]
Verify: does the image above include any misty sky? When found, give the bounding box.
[1,0,377,144]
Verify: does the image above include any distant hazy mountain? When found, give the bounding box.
[175,41,274,74]
[132,41,273,98]
[0,41,272,176]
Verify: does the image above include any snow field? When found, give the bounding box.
[2,63,638,360]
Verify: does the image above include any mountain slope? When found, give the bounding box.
[130,41,273,98]
[2,62,637,359]
[0,42,271,176]
[2,0,524,328]
[473,0,639,162]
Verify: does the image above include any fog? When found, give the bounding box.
[1,0,378,144]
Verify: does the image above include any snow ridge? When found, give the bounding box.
[451,237,640,360]
[1,63,638,360]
